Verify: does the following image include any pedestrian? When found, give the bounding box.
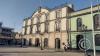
[64,45,67,51]
[67,43,70,49]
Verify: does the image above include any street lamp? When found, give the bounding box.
[37,23,43,50]
[89,0,97,56]
[40,33,43,50]
[37,15,43,50]
[21,34,23,47]
[82,24,88,56]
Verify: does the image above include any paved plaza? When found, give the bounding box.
[0,52,84,56]
[0,47,99,56]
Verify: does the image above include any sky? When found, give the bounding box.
[0,0,99,32]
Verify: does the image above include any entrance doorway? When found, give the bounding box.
[76,35,83,50]
[29,38,32,46]
[55,38,60,49]
[35,38,40,47]
[44,38,48,48]
[23,39,26,45]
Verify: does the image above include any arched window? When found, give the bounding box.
[94,14,100,30]
[77,18,82,31]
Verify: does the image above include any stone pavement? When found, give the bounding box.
[0,47,55,53]
[0,47,99,56]
[0,52,84,56]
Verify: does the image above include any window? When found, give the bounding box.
[30,25,33,34]
[34,25,37,34]
[44,38,48,48]
[55,19,61,32]
[56,9,62,18]
[45,14,49,33]
[36,24,40,33]
[95,34,100,46]
[36,16,40,33]
[77,18,82,31]
[24,27,27,35]
[25,19,28,26]
[45,22,49,33]
[94,14,100,30]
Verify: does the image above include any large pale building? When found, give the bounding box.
[22,4,74,49]
[22,3,100,51]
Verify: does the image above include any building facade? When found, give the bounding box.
[70,5,100,50]
[22,4,74,49]
[22,3,100,50]
[0,22,15,45]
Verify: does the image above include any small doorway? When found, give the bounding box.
[55,38,60,49]
[29,38,32,46]
[76,35,83,50]
[44,38,48,48]
[23,39,26,46]
[35,38,40,47]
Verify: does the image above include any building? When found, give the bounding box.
[0,22,15,45]
[14,32,23,45]
[22,3,100,50]
[70,4,100,50]
[22,4,74,49]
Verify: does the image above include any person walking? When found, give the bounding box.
[64,45,67,51]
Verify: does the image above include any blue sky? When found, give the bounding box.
[0,0,99,32]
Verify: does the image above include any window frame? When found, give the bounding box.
[77,18,82,31]
[93,14,100,30]
[95,34,100,46]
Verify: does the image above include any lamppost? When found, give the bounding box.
[21,34,23,47]
[37,15,43,50]
[40,33,43,50]
[89,0,96,56]
[82,24,88,56]
[37,21,43,50]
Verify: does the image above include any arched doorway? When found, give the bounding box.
[35,38,40,47]
[29,38,32,46]
[23,39,26,46]
[55,38,60,49]
[76,35,84,50]
[44,38,48,48]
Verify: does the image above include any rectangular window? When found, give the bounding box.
[24,27,27,35]
[77,18,82,31]
[56,9,62,18]
[45,22,48,33]
[95,34,100,46]
[30,25,33,34]
[55,20,60,32]
[45,14,49,33]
